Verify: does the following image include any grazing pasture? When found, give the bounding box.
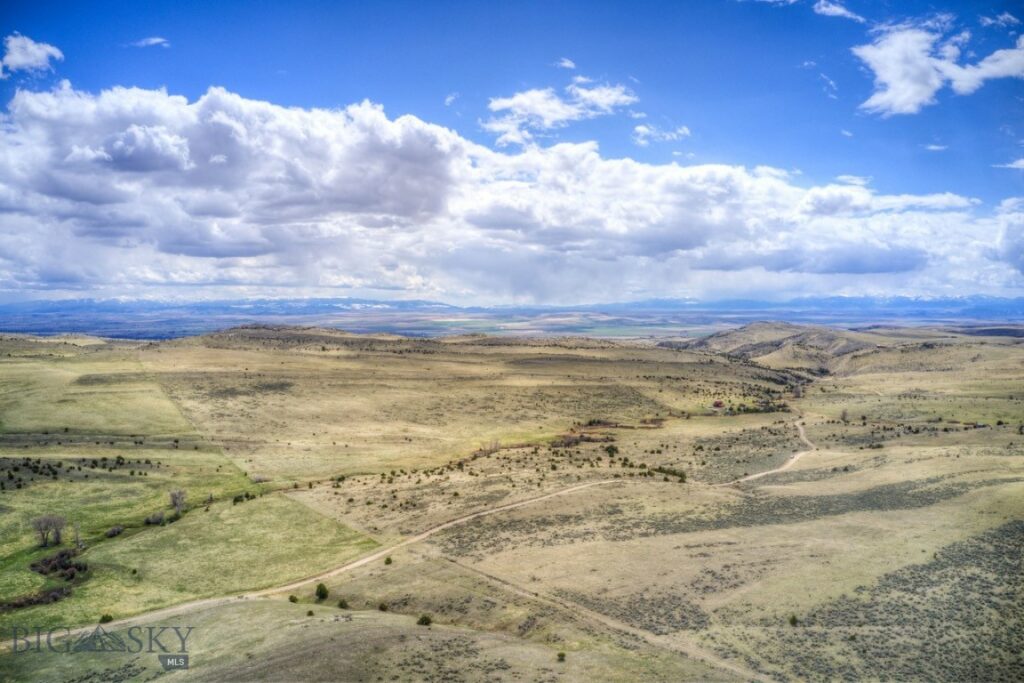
[0,323,1021,681]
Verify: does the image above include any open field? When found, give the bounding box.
[0,322,1022,681]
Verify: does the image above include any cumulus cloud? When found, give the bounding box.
[130,37,170,48]
[0,33,63,79]
[853,23,1024,115]
[0,80,1018,302]
[483,80,637,146]
[813,1,865,23]
[995,158,1024,169]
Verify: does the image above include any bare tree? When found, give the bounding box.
[170,489,187,514]
[51,516,66,545]
[32,516,51,547]
[32,514,66,547]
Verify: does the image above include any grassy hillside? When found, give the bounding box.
[0,325,1021,681]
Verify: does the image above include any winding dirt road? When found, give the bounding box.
[18,427,818,678]
[718,419,816,486]
[25,478,626,645]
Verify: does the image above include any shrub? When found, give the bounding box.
[337,599,348,609]
[378,603,388,612]
[789,614,798,627]
[307,610,314,617]
[288,595,298,603]
[144,511,164,526]
[105,525,124,538]
[315,583,329,601]
[384,556,392,565]
[557,652,566,663]
[99,614,113,624]
[417,615,432,626]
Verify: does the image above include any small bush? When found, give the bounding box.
[99,614,113,624]
[315,583,328,601]
[557,652,566,663]
[288,595,298,603]
[378,603,388,612]
[417,615,432,626]
[143,511,164,526]
[337,599,348,609]
[789,614,798,627]
[105,525,124,538]
[307,610,314,617]
[384,556,393,565]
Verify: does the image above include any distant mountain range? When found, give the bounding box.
[0,296,1021,339]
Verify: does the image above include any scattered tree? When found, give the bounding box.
[315,583,329,601]
[169,489,186,514]
[337,598,348,609]
[32,514,66,547]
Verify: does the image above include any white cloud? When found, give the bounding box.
[924,144,948,151]
[131,37,170,48]
[444,92,459,106]
[0,80,1018,303]
[840,129,854,137]
[854,25,1024,116]
[556,57,576,69]
[632,124,691,146]
[995,158,1024,169]
[813,1,865,23]
[820,72,839,98]
[483,80,637,146]
[0,33,63,79]
[836,174,870,185]
[980,12,1020,29]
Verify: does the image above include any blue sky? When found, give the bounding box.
[0,0,1022,303]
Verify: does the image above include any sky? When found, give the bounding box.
[0,0,1022,304]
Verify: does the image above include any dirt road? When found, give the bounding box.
[719,419,817,486]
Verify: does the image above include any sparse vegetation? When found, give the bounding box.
[1,323,1021,683]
